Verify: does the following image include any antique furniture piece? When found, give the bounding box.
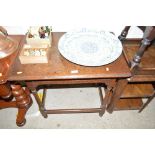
[8,32,131,118]
[107,26,155,113]
[0,27,32,126]
[2,27,155,126]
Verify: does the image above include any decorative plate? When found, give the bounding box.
[58,29,122,66]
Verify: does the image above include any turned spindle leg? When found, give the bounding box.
[11,85,32,127]
[131,39,151,69]
[118,26,130,41]
[131,27,155,69]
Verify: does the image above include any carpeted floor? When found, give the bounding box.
[0,87,155,129]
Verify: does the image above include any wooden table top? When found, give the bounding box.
[8,33,131,81]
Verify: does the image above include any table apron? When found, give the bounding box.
[25,78,119,89]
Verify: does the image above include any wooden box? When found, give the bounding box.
[19,44,49,64]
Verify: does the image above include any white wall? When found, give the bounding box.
[1,0,153,39]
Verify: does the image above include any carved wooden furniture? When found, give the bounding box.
[107,26,155,113]
[0,84,32,126]
[8,32,131,118]
[0,32,32,127]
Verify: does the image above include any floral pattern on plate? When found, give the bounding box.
[58,30,122,66]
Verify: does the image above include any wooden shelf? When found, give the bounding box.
[121,83,154,98]
[114,98,143,111]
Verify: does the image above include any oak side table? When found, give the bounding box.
[8,33,131,120]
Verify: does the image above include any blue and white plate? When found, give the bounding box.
[58,29,122,66]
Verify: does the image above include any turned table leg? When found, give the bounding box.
[11,85,32,127]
